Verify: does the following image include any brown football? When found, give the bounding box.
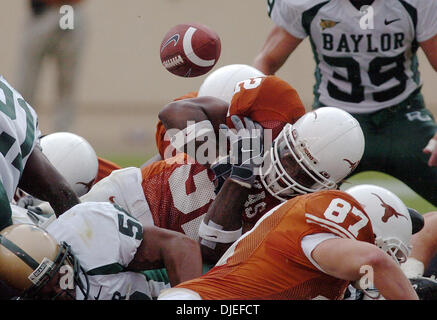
[160,23,221,77]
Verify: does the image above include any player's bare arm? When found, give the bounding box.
[253,26,303,75]
[420,34,437,167]
[420,34,437,72]
[128,225,203,287]
[17,147,80,217]
[159,96,229,165]
[199,178,250,264]
[312,238,419,300]
[407,211,437,273]
[199,116,264,263]
[159,96,228,134]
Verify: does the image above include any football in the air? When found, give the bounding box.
[160,23,221,77]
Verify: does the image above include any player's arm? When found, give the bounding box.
[405,211,437,276]
[17,147,80,217]
[128,225,203,287]
[420,34,437,167]
[253,26,303,75]
[158,96,229,165]
[312,238,419,300]
[199,178,250,264]
[199,116,263,263]
[159,96,228,134]
[420,34,437,72]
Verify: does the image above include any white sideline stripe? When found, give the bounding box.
[306,220,351,240]
[183,27,216,67]
[305,214,356,239]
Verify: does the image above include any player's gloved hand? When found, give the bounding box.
[16,194,35,209]
[220,115,264,188]
[410,276,437,300]
[210,156,232,194]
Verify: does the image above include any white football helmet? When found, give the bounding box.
[40,132,99,197]
[345,184,413,264]
[198,64,265,103]
[260,107,365,201]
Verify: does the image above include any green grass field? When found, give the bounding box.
[340,171,436,214]
[104,153,437,215]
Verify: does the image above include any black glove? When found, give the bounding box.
[210,156,232,195]
[220,116,264,188]
[410,276,437,300]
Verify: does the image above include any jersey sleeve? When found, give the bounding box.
[269,0,309,39]
[46,202,143,271]
[173,91,198,101]
[155,120,170,159]
[226,75,305,132]
[415,0,437,42]
[301,232,340,272]
[95,157,122,183]
[302,191,374,243]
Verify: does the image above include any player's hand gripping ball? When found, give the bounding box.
[160,23,221,77]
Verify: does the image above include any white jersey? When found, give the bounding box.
[0,76,40,200]
[46,202,170,300]
[269,0,437,113]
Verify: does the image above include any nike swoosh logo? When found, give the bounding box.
[161,34,180,52]
[94,286,103,300]
[384,18,400,25]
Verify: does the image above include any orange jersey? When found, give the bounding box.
[140,153,215,237]
[96,157,122,183]
[156,92,199,159]
[240,178,281,231]
[138,153,281,237]
[177,190,374,300]
[226,75,306,139]
[156,76,306,158]
[149,77,305,232]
